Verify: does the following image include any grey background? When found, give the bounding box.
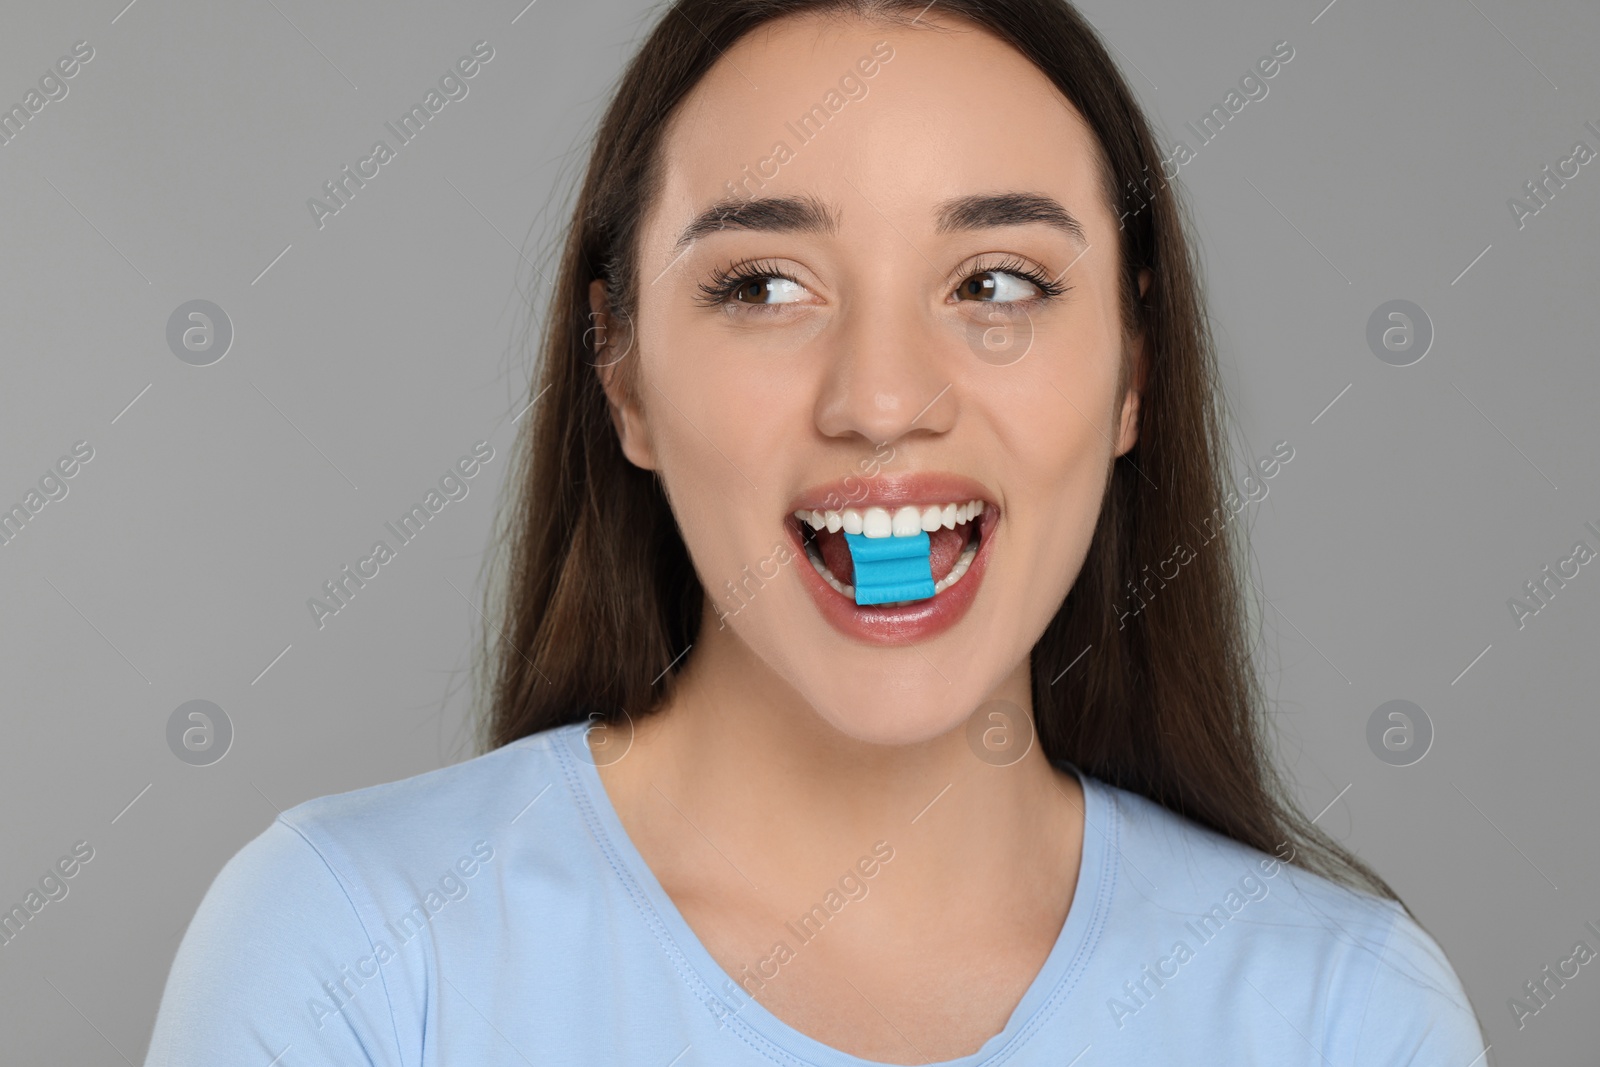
[0,0,1595,1061]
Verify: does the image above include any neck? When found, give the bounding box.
[594,604,1083,912]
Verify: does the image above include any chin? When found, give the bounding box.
[789,664,994,750]
[715,556,1043,751]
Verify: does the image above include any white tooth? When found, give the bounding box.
[972,500,985,517]
[806,540,855,597]
[941,503,957,530]
[929,539,979,595]
[825,510,843,533]
[863,507,892,538]
[827,568,854,596]
[841,509,864,535]
[794,510,806,520]
[809,510,825,530]
[920,505,942,532]
[891,506,921,537]
[954,503,968,525]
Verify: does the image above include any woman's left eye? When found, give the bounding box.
[955,270,1041,303]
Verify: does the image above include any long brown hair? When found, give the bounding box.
[477,0,1401,905]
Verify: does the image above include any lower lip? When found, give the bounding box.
[784,508,997,646]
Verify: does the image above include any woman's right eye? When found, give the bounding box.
[695,259,813,311]
[728,275,808,305]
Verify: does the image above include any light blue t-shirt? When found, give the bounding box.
[144,721,1488,1065]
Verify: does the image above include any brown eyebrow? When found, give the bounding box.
[672,191,1087,251]
[933,192,1087,249]
[674,194,839,250]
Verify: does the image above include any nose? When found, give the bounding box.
[812,294,958,448]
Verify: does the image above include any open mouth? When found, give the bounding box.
[790,501,986,606]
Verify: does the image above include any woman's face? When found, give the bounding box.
[598,13,1146,746]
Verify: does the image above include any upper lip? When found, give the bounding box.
[785,472,998,516]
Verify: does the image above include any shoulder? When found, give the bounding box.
[1336,900,1489,1065]
[147,814,404,1062]
[146,723,590,1065]
[1090,778,1369,924]
[276,725,580,879]
[253,722,602,940]
[1084,777,1486,1060]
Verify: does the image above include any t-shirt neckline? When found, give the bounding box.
[553,720,1115,1067]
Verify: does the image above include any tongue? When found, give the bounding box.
[816,525,969,587]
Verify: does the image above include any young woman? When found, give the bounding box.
[145,1,1488,1063]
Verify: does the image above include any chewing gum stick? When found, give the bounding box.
[843,530,937,606]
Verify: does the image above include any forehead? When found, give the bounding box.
[649,13,1112,241]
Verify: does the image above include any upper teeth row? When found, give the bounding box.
[792,500,986,538]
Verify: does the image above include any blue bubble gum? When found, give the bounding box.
[843,529,936,606]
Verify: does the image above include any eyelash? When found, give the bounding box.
[693,254,1071,311]
[694,257,795,309]
[961,254,1071,302]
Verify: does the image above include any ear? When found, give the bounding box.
[1114,268,1153,458]
[589,279,657,471]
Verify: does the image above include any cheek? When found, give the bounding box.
[643,309,825,479]
[636,325,808,586]
[675,507,750,596]
[986,322,1123,477]
[1013,427,1110,582]
[982,326,1123,579]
